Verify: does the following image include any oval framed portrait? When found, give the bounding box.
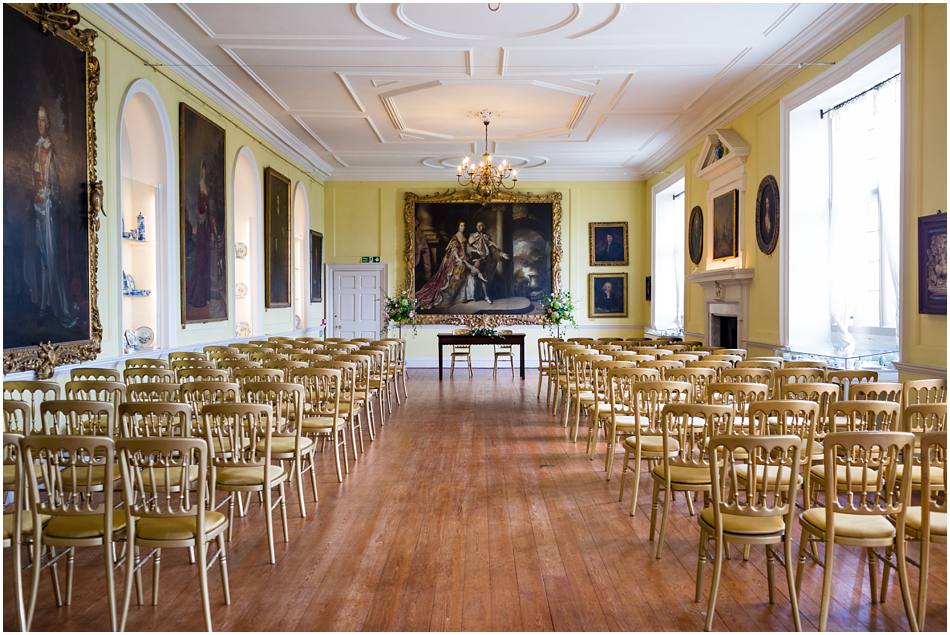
[688,205,703,265]
[755,175,780,255]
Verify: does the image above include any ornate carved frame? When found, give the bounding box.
[3,4,103,378]
[403,189,562,326]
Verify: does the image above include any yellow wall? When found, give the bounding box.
[324,181,647,363]
[73,7,326,367]
[645,3,947,376]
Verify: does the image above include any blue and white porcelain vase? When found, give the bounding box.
[136,212,146,241]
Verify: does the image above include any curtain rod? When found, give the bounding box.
[820,72,901,119]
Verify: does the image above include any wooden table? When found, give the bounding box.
[437,332,526,380]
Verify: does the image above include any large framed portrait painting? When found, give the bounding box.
[265,167,291,308]
[3,4,103,377]
[179,103,227,324]
[713,189,739,260]
[310,230,323,303]
[405,190,562,324]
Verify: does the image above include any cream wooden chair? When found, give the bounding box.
[665,367,717,404]
[903,378,947,407]
[296,367,347,485]
[773,367,826,399]
[738,359,782,370]
[326,357,371,459]
[826,369,878,400]
[617,380,692,512]
[698,434,802,631]
[216,358,262,375]
[126,382,181,403]
[604,368,662,482]
[357,347,388,435]
[241,382,315,517]
[366,343,396,417]
[585,360,639,464]
[492,329,516,377]
[177,367,231,384]
[292,352,334,367]
[659,353,701,364]
[379,338,410,403]
[4,433,32,631]
[851,381,903,404]
[117,436,230,631]
[204,403,289,564]
[707,382,769,429]
[687,359,733,380]
[744,400,819,509]
[70,367,121,381]
[203,345,240,357]
[902,403,946,492]
[4,381,60,435]
[23,434,123,630]
[796,431,917,631]
[557,347,589,427]
[40,399,117,438]
[781,382,840,460]
[720,367,773,387]
[609,351,655,365]
[180,381,240,427]
[65,379,127,408]
[649,402,733,557]
[881,431,945,629]
[638,359,686,380]
[168,351,207,363]
[125,358,168,369]
[784,359,828,369]
[232,367,284,387]
[550,343,585,416]
[449,328,474,378]
[536,337,560,405]
[568,337,595,345]
[170,358,217,372]
[119,401,193,439]
[270,359,309,382]
[123,367,177,385]
[250,350,287,364]
[568,353,612,442]
[712,348,747,360]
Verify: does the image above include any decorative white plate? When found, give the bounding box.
[236,282,248,299]
[135,325,155,347]
[236,321,251,337]
[235,242,248,259]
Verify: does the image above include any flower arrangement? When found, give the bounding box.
[384,290,418,336]
[540,290,576,339]
[469,326,501,338]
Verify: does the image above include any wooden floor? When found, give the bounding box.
[5,370,946,631]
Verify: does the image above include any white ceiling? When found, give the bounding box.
[92,3,889,180]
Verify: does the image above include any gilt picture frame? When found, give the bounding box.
[264,167,292,308]
[310,230,323,303]
[712,189,739,261]
[589,221,629,266]
[688,205,703,265]
[588,273,628,318]
[404,189,562,326]
[3,4,103,378]
[918,211,947,315]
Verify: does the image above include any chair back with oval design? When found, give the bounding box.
[232,368,284,387]
[783,359,827,370]
[850,382,903,404]
[241,382,305,445]
[660,403,734,472]
[119,402,193,438]
[168,351,208,363]
[268,359,309,382]
[902,403,946,438]
[712,348,747,360]
[705,354,741,365]
[170,359,217,372]
[773,367,826,398]
[687,359,732,380]
[903,378,947,408]
[631,381,692,443]
[127,382,182,403]
[40,400,116,437]
[202,402,275,471]
[177,368,231,384]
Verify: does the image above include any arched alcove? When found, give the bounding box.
[118,79,174,352]
[233,146,263,336]
[292,182,310,330]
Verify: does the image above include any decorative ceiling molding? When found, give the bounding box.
[351,3,407,41]
[328,165,640,181]
[394,2,581,40]
[85,3,334,178]
[640,2,892,176]
[568,3,623,39]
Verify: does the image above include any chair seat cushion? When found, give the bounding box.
[3,512,49,540]
[904,507,947,536]
[140,465,200,489]
[614,414,651,429]
[302,415,345,430]
[734,464,797,487]
[3,465,14,486]
[66,465,121,486]
[44,510,128,540]
[215,464,286,487]
[260,436,315,456]
[911,465,945,486]
[134,511,227,541]
[623,435,678,454]
[651,463,711,485]
[800,508,895,539]
[809,464,878,490]
[700,507,785,535]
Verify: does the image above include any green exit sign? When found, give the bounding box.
[361,256,381,263]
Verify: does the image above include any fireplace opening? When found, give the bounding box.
[711,315,738,348]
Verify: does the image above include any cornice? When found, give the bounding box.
[84,3,335,179]
[327,165,642,182]
[640,3,892,176]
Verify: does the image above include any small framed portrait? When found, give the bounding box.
[712,189,739,260]
[588,273,628,318]
[755,175,780,255]
[310,230,323,303]
[589,222,628,266]
[688,205,704,265]
[918,211,947,314]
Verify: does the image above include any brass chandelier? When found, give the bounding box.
[457,111,518,198]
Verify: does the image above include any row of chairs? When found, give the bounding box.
[2,335,410,632]
[537,339,946,631]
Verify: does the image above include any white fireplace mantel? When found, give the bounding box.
[688,267,755,346]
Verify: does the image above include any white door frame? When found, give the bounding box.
[326,263,388,337]
[650,165,686,331]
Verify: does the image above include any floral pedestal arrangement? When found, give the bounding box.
[540,290,577,339]
[384,290,418,339]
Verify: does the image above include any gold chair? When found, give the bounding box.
[568,337,595,345]
[796,431,917,631]
[882,431,946,629]
[170,359,217,372]
[704,354,742,365]
[335,354,377,449]
[687,359,733,379]
[604,368,663,483]
[23,434,123,630]
[70,367,121,381]
[296,367,347,485]
[638,359,686,380]
[65,379,126,407]
[850,381,903,404]
[233,368,284,387]
[118,402,193,439]
[127,382,181,403]
[3,400,31,436]
[450,328,473,378]
[903,378,947,407]
[568,353,612,442]
[585,361,639,464]
[117,437,230,631]
[659,353,700,363]
[707,381,769,428]
[744,399,819,508]
[4,433,31,631]
[241,382,315,517]
[366,342,397,416]
[379,338,410,403]
[617,379,692,508]
[666,367,717,404]
[203,345,239,356]
[292,352,334,367]
[493,329,515,377]
[4,380,60,435]
[784,359,828,369]
[698,434,803,631]
[649,403,733,557]
[216,358,261,374]
[773,367,826,399]
[123,367,177,385]
[204,403,289,564]
[781,382,840,458]
[902,403,946,492]
[314,360,361,466]
[826,369,878,400]
[537,337,560,405]
[358,347,388,434]
[168,351,207,363]
[125,358,168,369]
[177,368,231,383]
[737,359,782,370]
[550,343,585,416]
[712,348,747,359]
[180,381,240,424]
[40,399,117,438]
[720,367,773,387]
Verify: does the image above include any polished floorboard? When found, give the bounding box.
[5,370,946,631]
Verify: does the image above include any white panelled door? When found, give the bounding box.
[331,267,383,339]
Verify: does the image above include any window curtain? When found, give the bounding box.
[826,77,900,355]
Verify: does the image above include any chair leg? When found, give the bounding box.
[630,451,643,516]
[649,482,660,541]
[309,450,319,502]
[294,456,308,518]
[333,431,344,483]
[784,534,802,631]
[104,540,118,632]
[766,544,776,604]
[795,529,808,596]
[704,533,724,631]
[695,528,707,603]
[655,487,671,559]
[196,541,213,632]
[120,541,137,631]
[467,355,473,377]
[279,482,290,542]
[868,547,879,604]
[65,547,75,604]
[264,485,276,564]
[227,494,236,541]
[818,540,835,631]
[12,537,26,631]
[895,529,919,631]
[493,355,498,378]
[27,539,43,630]
[217,534,231,605]
[536,368,543,399]
[917,535,929,630]
[152,548,161,605]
